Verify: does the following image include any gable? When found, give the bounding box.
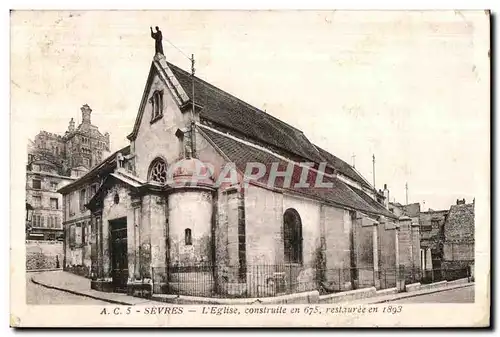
[127,55,190,142]
[86,172,140,212]
[131,71,191,181]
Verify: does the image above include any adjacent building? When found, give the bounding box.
[388,198,475,283]
[419,208,448,279]
[26,104,111,242]
[442,199,475,279]
[26,140,75,241]
[59,52,420,298]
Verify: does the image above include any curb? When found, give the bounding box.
[30,276,135,306]
[26,268,63,273]
[364,282,474,304]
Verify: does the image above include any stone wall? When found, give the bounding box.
[321,205,350,291]
[168,191,213,265]
[378,221,397,288]
[26,240,63,270]
[353,215,376,288]
[398,217,421,282]
[398,217,413,269]
[244,185,283,265]
[443,242,474,262]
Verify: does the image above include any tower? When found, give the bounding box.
[81,104,92,125]
[68,118,75,132]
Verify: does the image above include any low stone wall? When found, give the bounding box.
[152,290,319,305]
[405,278,470,292]
[319,287,377,304]
[26,240,63,271]
[375,287,398,296]
[447,277,471,286]
[150,277,472,304]
[405,283,422,292]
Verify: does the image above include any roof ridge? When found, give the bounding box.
[166,61,304,134]
[342,180,396,218]
[313,143,372,189]
[197,124,329,175]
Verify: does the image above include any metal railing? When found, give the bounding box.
[150,264,407,298]
[402,265,473,285]
[150,263,474,299]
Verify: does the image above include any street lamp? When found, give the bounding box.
[25,202,34,236]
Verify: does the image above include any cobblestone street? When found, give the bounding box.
[26,278,109,305]
[389,286,475,303]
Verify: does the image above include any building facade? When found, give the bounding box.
[442,199,475,279]
[26,104,111,242]
[388,198,475,282]
[419,209,448,279]
[26,163,74,241]
[60,146,131,276]
[59,52,420,298]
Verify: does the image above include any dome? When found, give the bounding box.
[170,158,214,187]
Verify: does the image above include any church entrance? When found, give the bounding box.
[110,218,128,293]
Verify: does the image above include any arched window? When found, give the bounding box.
[185,228,192,246]
[283,208,303,265]
[151,90,164,122]
[148,158,167,184]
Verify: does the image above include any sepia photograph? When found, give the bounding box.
[9,9,490,327]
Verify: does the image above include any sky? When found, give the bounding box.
[10,10,490,210]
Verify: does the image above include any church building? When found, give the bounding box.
[59,44,420,298]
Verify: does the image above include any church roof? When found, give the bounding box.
[199,125,396,219]
[127,55,374,197]
[163,60,372,187]
[313,145,371,189]
[166,61,325,163]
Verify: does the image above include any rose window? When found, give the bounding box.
[150,159,167,184]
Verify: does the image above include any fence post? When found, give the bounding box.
[151,267,155,295]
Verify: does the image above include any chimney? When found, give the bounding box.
[81,104,92,124]
[68,118,75,132]
[383,183,390,209]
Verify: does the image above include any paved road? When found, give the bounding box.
[390,286,474,303]
[26,278,109,305]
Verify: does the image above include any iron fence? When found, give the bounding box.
[403,265,472,285]
[150,263,473,298]
[150,264,412,298]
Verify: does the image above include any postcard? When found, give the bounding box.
[10,10,490,328]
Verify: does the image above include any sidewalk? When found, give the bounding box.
[30,271,158,306]
[349,282,474,304]
[31,270,474,306]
